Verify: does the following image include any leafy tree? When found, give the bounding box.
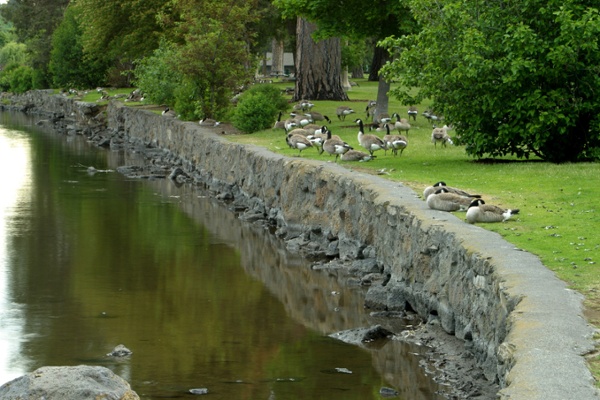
[0,13,16,49]
[133,39,182,107]
[0,0,69,87]
[0,41,27,67]
[0,63,34,93]
[73,0,168,86]
[382,0,600,162]
[168,0,260,119]
[49,5,107,89]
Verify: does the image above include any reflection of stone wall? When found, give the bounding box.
[4,91,597,399]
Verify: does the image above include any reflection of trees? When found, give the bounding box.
[143,178,444,399]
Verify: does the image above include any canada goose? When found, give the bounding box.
[407,106,418,121]
[292,100,315,112]
[336,106,355,121]
[162,107,176,118]
[423,181,481,199]
[426,188,475,212]
[375,112,392,124]
[305,111,331,123]
[199,118,220,126]
[340,149,376,162]
[356,118,385,156]
[392,113,411,136]
[424,110,443,125]
[466,199,520,223]
[284,119,297,132]
[306,126,329,154]
[300,100,314,111]
[431,126,453,147]
[365,100,377,120]
[322,129,352,161]
[273,111,287,130]
[286,133,313,155]
[382,124,408,157]
[302,124,324,135]
[287,128,311,137]
[290,113,311,127]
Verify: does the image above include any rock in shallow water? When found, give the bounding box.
[0,365,139,400]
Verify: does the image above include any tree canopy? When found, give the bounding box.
[382,0,600,162]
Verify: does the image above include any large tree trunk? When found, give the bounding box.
[351,66,364,79]
[368,44,391,119]
[374,76,391,120]
[368,45,387,82]
[271,38,284,77]
[294,18,348,101]
[341,66,351,91]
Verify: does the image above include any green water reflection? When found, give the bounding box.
[0,112,445,399]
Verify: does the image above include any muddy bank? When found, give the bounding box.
[1,90,597,400]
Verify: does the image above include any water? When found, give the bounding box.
[0,112,445,399]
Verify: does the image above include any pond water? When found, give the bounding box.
[0,112,446,399]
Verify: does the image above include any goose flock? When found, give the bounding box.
[277,100,459,164]
[424,181,520,224]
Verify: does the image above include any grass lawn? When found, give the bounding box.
[77,81,600,379]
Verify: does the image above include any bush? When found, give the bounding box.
[0,63,34,93]
[133,39,182,106]
[231,85,289,133]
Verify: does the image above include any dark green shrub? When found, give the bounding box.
[173,79,203,121]
[133,39,182,106]
[0,64,34,93]
[231,84,289,133]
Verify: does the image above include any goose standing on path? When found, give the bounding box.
[355,118,385,157]
[466,199,520,223]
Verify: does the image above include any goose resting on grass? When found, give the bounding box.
[466,199,520,223]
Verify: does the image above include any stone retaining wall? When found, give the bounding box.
[2,90,597,399]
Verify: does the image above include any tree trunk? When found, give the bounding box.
[271,38,284,77]
[351,66,364,79]
[341,66,351,91]
[368,45,387,82]
[368,44,391,119]
[374,75,391,120]
[294,18,349,101]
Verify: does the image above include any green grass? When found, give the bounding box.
[227,79,600,320]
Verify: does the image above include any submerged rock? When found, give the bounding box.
[107,344,133,357]
[329,325,394,346]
